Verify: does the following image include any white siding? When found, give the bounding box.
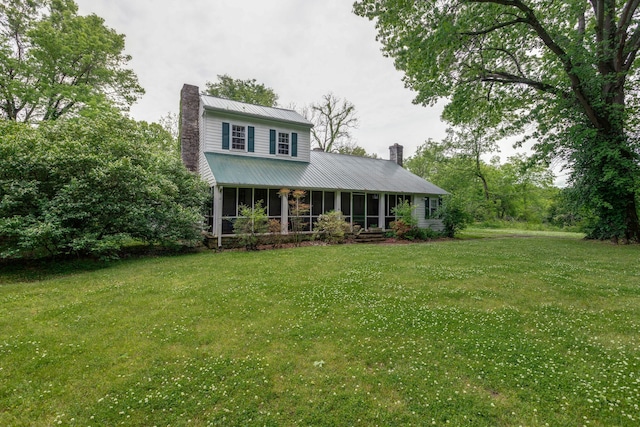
[414,194,445,231]
[202,110,311,163]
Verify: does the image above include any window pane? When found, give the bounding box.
[278,132,289,155]
[222,188,236,216]
[232,125,245,150]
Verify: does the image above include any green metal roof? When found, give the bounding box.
[204,151,448,195]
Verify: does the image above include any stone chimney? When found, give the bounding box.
[179,84,200,173]
[389,143,404,167]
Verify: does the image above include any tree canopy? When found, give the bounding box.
[0,0,143,122]
[354,0,640,241]
[0,113,209,259]
[204,74,279,107]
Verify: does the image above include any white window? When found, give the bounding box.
[278,132,289,155]
[232,125,246,150]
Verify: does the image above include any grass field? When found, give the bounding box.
[1,233,639,426]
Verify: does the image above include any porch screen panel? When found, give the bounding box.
[324,192,335,213]
[238,188,252,208]
[254,188,267,207]
[268,189,281,216]
[312,191,323,216]
[341,192,351,215]
[222,188,237,216]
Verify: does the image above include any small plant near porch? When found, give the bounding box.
[390,199,418,239]
[314,210,351,243]
[233,201,268,250]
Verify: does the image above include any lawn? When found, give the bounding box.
[1,234,639,426]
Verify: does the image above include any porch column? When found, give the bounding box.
[378,193,385,230]
[281,192,289,234]
[335,191,341,213]
[213,185,223,248]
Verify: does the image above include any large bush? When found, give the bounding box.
[0,113,209,259]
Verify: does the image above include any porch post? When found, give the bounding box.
[213,185,223,248]
[378,193,385,230]
[335,191,341,213]
[281,192,289,234]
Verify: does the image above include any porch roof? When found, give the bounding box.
[204,151,448,195]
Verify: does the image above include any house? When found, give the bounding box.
[179,84,448,247]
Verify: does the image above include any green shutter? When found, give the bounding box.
[248,126,255,152]
[269,129,276,154]
[291,132,298,157]
[222,122,230,150]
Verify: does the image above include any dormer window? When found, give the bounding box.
[278,132,289,155]
[232,125,246,150]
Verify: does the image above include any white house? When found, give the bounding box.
[179,84,448,247]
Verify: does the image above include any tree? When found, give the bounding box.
[204,74,278,107]
[354,0,640,241]
[0,0,143,122]
[0,113,209,259]
[336,143,379,158]
[305,93,359,152]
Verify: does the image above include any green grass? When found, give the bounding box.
[1,235,639,426]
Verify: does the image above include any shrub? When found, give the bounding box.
[0,114,209,259]
[233,201,268,250]
[439,195,472,238]
[314,210,351,243]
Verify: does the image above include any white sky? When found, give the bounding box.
[73,0,451,160]
[73,0,537,165]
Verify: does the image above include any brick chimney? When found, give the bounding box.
[179,84,200,173]
[389,143,403,167]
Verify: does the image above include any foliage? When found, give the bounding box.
[1,236,638,426]
[0,113,209,259]
[204,74,278,107]
[267,218,283,248]
[0,0,143,122]
[287,189,310,246]
[439,195,473,238]
[389,200,418,239]
[354,0,640,241]
[304,92,358,152]
[233,201,269,250]
[336,144,379,158]
[391,199,417,228]
[407,140,557,224]
[314,210,351,243]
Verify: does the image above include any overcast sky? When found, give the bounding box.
[72,0,454,160]
[72,0,540,165]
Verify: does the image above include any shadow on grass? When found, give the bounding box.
[0,245,205,285]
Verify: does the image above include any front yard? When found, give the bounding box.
[1,234,639,426]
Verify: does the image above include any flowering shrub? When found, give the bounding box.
[314,210,351,243]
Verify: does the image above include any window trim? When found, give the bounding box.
[277,131,290,155]
[231,124,247,151]
[425,197,440,219]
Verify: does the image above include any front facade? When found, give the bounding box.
[179,84,448,247]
